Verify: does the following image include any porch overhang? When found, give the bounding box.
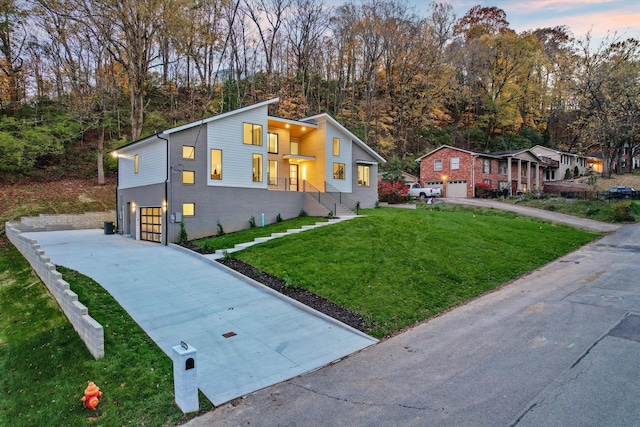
[283,154,316,163]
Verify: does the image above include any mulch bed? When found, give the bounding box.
[218,258,366,333]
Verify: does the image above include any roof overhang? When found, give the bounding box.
[283,154,316,163]
[268,117,318,138]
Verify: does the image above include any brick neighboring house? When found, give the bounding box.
[416,145,545,198]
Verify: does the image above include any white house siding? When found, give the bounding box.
[118,138,167,189]
[207,106,268,189]
[322,119,352,193]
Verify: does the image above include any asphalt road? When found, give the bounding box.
[185,206,639,427]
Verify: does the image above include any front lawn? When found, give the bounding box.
[0,236,212,427]
[234,205,600,338]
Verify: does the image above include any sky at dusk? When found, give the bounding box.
[329,1,640,44]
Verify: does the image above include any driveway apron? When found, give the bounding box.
[24,229,376,405]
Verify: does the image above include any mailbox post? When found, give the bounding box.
[172,342,198,413]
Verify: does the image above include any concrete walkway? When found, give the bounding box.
[24,228,376,406]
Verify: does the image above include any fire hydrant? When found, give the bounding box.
[81,381,102,410]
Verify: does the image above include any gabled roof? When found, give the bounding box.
[301,113,386,164]
[415,145,501,162]
[530,145,589,159]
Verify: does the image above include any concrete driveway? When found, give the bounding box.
[186,218,640,425]
[24,229,376,406]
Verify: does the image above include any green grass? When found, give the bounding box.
[0,237,212,427]
[510,197,640,223]
[193,216,328,252]
[235,205,600,338]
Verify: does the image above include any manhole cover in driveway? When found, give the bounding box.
[608,314,640,343]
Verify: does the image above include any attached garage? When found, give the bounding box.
[446,180,468,198]
[140,207,162,243]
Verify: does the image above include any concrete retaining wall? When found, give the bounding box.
[18,211,116,231]
[5,218,106,359]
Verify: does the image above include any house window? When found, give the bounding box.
[182,145,195,159]
[483,179,492,186]
[333,162,345,180]
[482,159,492,174]
[532,166,537,180]
[252,154,263,182]
[268,132,278,153]
[498,160,507,174]
[450,157,460,170]
[358,165,370,186]
[182,202,195,217]
[521,165,527,177]
[243,123,263,145]
[134,154,139,174]
[210,149,222,180]
[182,170,195,184]
[434,159,443,171]
[291,141,299,155]
[333,137,340,156]
[268,160,278,185]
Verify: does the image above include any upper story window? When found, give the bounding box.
[243,123,263,145]
[210,149,222,180]
[252,154,263,182]
[333,137,340,156]
[182,202,195,217]
[434,159,443,171]
[333,162,345,180]
[482,159,492,174]
[268,132,278,153]
[498,160,507,174]
[450,157,460,170]
[134,154,139,174]
[291,141,299,155]
[182,145,195,159]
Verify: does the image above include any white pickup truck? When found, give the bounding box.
[406,183,442,199]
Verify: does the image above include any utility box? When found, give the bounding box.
[172,342,198,413]
[103,221,115,235]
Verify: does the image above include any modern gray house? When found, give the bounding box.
[114,98,385,244]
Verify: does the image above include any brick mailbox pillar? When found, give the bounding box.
[172,342,198,413]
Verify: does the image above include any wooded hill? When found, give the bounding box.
[1,1,638,183]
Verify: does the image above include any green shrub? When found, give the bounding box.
[298,209,308,217]
[216,220,225,236]
[276,213,283,222]
[249,216,256,228]
[612,203,634,222]
[564,168,572,180]
[177,220,188,245]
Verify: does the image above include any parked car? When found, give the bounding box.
[406,183,442,199]
[605,186,635,199]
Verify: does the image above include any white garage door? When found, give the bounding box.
[446,180,467,198]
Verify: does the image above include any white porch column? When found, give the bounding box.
[517,159,522,192]
[507,157,513,196]
[526,160,531,193]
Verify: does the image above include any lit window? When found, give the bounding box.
[434,159,442,171]
[268,160,278,185]
[333,137,340,156]
[210,149,222,180]
[134,154,139,174]
[450,157,460,170]
[243,123,263,145]
[358,165,370,186]
[253,154,263,182]
[268,132,278,153]
[182,170,195,184]
[182,146,195,159]
[182,203,195,216]
[291,141,299,155]
[333,162,345,180]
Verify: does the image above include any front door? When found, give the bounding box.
[140,207,162,243]
[289,164,299,191]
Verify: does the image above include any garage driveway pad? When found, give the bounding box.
[26,229,376,405]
